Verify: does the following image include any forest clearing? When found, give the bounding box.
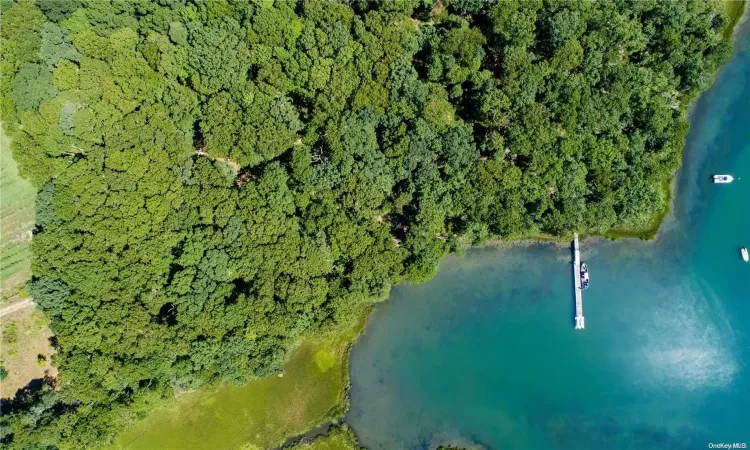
[0,124,35,302]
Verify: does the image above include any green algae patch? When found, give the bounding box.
[315,349,336,373]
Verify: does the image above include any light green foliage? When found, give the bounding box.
[52,60,78,90]
[0,0,46,73]
[201,84,302,166]
[0,0,46,121]
[0,0,735,448]
[168,21,188,46]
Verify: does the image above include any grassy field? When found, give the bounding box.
[0,123,53,399]
[1,123,36,302]
[723,0,747,42]
[0,308,56,398]
[111,310,370,450]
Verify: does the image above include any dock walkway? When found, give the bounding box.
[573,233,585,329]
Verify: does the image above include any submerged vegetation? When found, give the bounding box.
[0,0,736,447]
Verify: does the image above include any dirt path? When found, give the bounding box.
[0,299,34,318]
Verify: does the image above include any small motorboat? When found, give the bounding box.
[581,262,590,289]
[742,247,749,262]
[713,175,734,183]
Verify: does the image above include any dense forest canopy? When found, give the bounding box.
[0,0,732,447]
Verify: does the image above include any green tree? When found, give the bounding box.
[0,0,734,447]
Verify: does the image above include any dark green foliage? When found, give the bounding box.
[0,0,733,447]
[10,63,58,110]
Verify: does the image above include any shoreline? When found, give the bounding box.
[485,0,750,250]
[106,7,750,450]
[317,8,750,449]
[730,0,749,41]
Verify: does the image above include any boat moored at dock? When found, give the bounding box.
[581,263,590,289]
[573,233,585,330]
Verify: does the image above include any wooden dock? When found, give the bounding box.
[573,233,585,330]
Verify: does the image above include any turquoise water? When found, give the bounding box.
[347,28,750,450]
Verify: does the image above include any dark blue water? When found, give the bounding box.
[347,27,750,450]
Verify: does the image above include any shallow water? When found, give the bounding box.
[347,28,750,450]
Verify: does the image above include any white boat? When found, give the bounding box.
[581,262,590,289]
[713,175,734,183]
[742,247,749,262]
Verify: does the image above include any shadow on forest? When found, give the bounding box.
[0,375,56,416]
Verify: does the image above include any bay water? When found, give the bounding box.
[346,27,750,450]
